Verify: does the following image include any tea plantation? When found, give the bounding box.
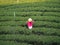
[0,0,60,45]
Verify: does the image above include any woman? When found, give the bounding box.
[26,18,34,29]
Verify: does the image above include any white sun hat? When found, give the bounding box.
[28,18,32,22]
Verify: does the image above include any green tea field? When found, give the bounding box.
[0,0,60,45]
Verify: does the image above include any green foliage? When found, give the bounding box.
[0,0,60,45]
[0,21,60,29]
[0,34,60,45]
[0,16,60,23]
[0,26,60,36]
[0,40,32,45]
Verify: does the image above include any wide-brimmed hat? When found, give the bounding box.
[28,18,32,22]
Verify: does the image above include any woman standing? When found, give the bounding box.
[26,18,34,29]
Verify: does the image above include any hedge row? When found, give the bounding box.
[0,21,60,28]
[34,21,60,28]
[31,16,60,23]
[43,12,60,17]
[0,40,32,45]
[0,6,60,12]
[0,1,60,9]
[0,16,14,21]
[0,12,42,16]
[0,16,60,23]
[15,12,60,17]
[0,12,60,17]
[0,26,60,36]
[0,34,60,45]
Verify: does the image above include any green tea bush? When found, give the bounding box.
[0,26,60,36]
[0,34,60,45]
[0,0,60,45]
[0,40,32,45]
[43,12,60,17]
[0,21,60,28]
